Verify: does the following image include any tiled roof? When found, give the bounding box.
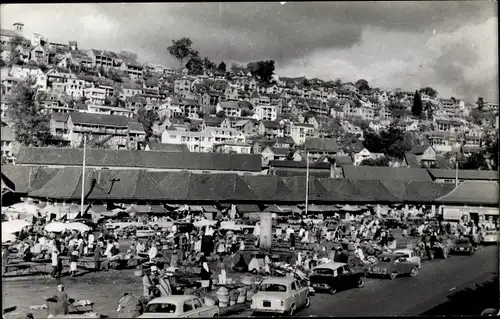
[147,142,188,153]
[380,180,455,203]
[70,112,131,127]
[203,116,225,127]
[427,169,498,181]
[342,166,432,182]
[305,138,338,152]
[410,145,428,155]
[269,160,330,169]
[16,147,262,172]
[435,181,498,205]
[1,165,61,193]
[332,155,353,166]
[128,122,145,133]
[261,120,281,129]
[51,113,69,123]
[180,98,198,106]
[275,136,295,145]
[404,152,420,168]
[219,101,240,109]
[0,29,20,37]
[269,147,289,156]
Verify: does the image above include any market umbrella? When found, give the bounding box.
[193,219,216,228]
[44,222,68,233]
[6,202,39,216]
[65,222,91,232]
[339,204,362,212]
[2,232,16,244]
[1,220,31,234]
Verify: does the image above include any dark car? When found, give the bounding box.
[383,218,402,229]
[368,254,419,280]
[309,262,365,294]
[450,237,474,255]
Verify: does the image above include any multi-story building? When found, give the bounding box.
[1,126,15,161]
[174,77,193,96]
[213,141,252,154]
[161,130,214,152]
[120,60,143,79]
[122,82,143,98]
[258,120,284,138]
[177,98,201,119]
[88,49,116,69]
[290,122,315,145]
[67,112,144,149]
[84,104,135,118]
[84,87,106,105]
[217,101,241,117]
[255,103,277,121]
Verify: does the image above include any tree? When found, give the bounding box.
[247,60,275,84]
[476,97,485,110]
[7,36,26,65]
[167,37,194,69]
[458,152,489,170]
[423,101,434,120]
[412,90,422,116]
[5,78,52,146]
[362,126,411,159]
[203,57,216,72]
[355,79,370,92]
[485,138,498,170]
[217,61,226,73]
[302,78,311,87]
[185,52,204,75]
[137,106,159,141]
[216,110,226,117]
[419,87,438,98]
[333,78,343,88]
[360,156,389,166]
[119,50,138,62]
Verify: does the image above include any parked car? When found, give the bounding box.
[481,230,499,245]
[137,295,219,318]
[309,262,365,294]
[219,220,255,234]
[368,254,419,280]
[251,277,310,315]
[383,218,402,229]
[104,220,142,230]
[392,248,422,269]
[135,225,156,238]
[450,237,474,255]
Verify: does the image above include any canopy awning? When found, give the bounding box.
[263,204,300,214]
[149,205,167,214]
[202,205,219,213]
[189,205,204,211]
[236,204,260,213]
[306,204,339,212]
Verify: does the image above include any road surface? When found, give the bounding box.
[296,245,498,317]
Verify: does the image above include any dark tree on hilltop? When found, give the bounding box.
[302,78,311,87]
[333,78,343,88]
[355,79,370,91]
[247,60,275,84]
[419,86,438,98]
[203,57,216,71]
[217,61,226,73]
[167,37,194,69]
[5,78,52,146]
[185,51,204,75]
[363,126,411,159]
[458,152,489,170]
[412,90,422,116]
[476,97,485,110]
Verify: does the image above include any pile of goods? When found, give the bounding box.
[202,275,261,309]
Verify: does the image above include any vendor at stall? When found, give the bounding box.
[48,284,69,316]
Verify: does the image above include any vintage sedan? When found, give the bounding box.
[368,254,419,280]
[392,248,422,269]
[481,230,499,245]
[450,237,474,255]
[251,277,310,315]
[309,262,365,294]
[135,225,156,238]
[137,295,219,318]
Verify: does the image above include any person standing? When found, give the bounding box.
[290,232,296,251]
[51,245,60,278]
[70,250,79,277]
[216,256,227,285]
[93,243,102,272]
[49,284,69,316]
[200,255,212,291]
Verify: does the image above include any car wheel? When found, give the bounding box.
[213,314,219,317]
[357,277,365,288]
[243,229,249,235]
[329,287,337,295]
[288,304,296,316]
[410,267,419,277]
[305,296,311,308]
[389,272,398,280]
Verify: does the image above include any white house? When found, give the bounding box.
[353,148,385,166]
[290,122,315,145]
[255,103,277,121]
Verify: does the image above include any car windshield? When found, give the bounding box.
[378,256,394,263]
[455,239,470,244]
[259,283,287,292]
[145,303,176,313]
[313,268,334,276]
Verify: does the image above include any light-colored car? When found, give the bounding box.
[137,295,219,318]
[251,277,310,315]
[104,220,142,230]
[136,225,156,238]
[219,221,255,234]
[481,230,499,245]
[392,248,422,269]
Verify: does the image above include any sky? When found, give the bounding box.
[1,2,498,102]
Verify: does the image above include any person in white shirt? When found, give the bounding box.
[298,227,305,238]
[171,224,178,234]
[104,241,113,259]
[148,244,158,262]
[88,233,95,252]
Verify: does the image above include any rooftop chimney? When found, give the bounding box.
[13,22,24,35]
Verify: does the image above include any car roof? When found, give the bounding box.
[261,277,295,285]
[148,295,198,304]
[313,262,347,271]
[393,249,412,254]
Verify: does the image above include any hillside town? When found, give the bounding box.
[1,11,499,319]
